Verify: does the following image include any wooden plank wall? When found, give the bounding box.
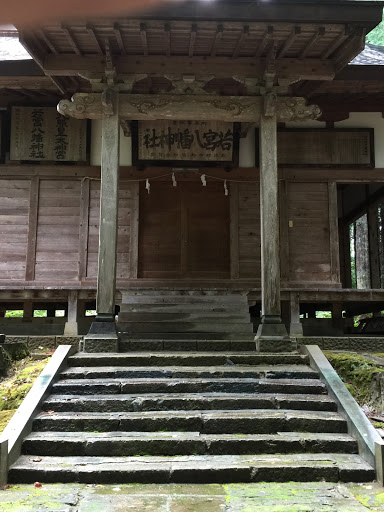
[0,179,30,282]
[0,172,337,288]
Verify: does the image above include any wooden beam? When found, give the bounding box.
[25,177,39,282]
[211,24,224,57]
[58,93,321,122]
[278,26,301,59]
[189,23,197,58]
[61,24,82,56]
[255,26,274,58]
[300,27,325,59]
[332,27,366,71]
[44,54,335,81]
[114,23,127,55]
[86,24,103,55]
[232,25,249,59]
[140,23,148,56]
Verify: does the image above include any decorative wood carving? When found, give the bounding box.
[57,92,321,123]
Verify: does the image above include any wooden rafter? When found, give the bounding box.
[211,24,224,57]
[232,25,249,59]
[140,23,148,56]
[300,27,325,59]
[38,29,58,54]
[255,26,274,57]
[114,23,127,55]
[164,23,171,57]
[86,24,103,55]
[321,28,348,60]
[278,26,301,58]
[61,24,82,56]
[189,23,197,58]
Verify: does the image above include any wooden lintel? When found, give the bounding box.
[43,55,335,81]
[58,93,321,123]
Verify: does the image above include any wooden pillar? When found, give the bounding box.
[256,109,290,351]
[22,301,33,322]
[368,204,381,289]
[289,292,303,337]
[84,91,120,352]
[332,302,344,335]
[64,291,79,336]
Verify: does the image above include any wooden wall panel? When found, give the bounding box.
[35,179,81,281]
[238,182,261,279]
[86,180,135,279]
[287,182,331,283]
[0,179,30,281]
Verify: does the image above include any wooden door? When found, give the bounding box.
[138,181,229,279]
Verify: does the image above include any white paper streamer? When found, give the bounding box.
[201,174,207,187]
[145,178,150,194]
[172,172,177,187]
[224,180,228,196]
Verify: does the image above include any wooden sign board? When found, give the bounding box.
[273,128,374,168]
[132,120,239,167]
[10,107,87,162]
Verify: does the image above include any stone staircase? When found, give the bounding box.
[8,347,375,483]
[118,290,254,343]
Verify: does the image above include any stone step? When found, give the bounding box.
[32,410,346,434]
[118,322,254,333]
[120,334,255,341]
[9,453,374,484]
[119,339,257,351]
[22,431,358,457]
[118,312,251,322]
[51,377,327,395]
[60,365,319,381]
[43,392,337,413]
[68,352,309,367]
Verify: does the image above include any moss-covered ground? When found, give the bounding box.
[0,356,50,434]
[324,351,384,405]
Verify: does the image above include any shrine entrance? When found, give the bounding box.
[138,180,230,280]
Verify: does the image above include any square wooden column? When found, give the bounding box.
[84,93,120,352]
[256,110,290,351]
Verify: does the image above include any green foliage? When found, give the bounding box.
[5,310,23,318]
[324,351,384,404]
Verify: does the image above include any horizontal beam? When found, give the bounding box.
[58,93,321,122]
[43,55,335,81]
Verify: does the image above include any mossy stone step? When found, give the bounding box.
[9,453,375,484]
[43,392,337,413]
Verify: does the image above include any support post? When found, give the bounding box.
[22,302,33,322]
[64,291,79,336]
[332,302,344,335]
[84,91,120,352]
[289,292,303,337]
[256,107,290,351]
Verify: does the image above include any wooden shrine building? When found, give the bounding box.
[0,0,384,349]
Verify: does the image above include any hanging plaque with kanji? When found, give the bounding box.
[10,107,87,161]
[132,120,239,167]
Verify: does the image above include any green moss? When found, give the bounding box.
[0,409,16,433]
[0,357,49,412]
[323,351,384,405]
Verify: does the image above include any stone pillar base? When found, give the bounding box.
[289,322,303,337]
[83,314,119,353]
[64,322,78,336]
[255,316,293,352]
